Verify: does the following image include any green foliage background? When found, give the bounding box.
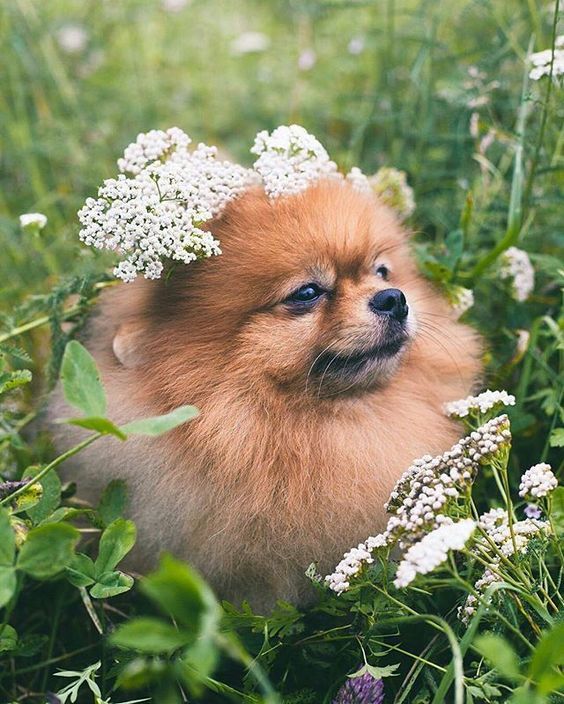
[0,0,562,702]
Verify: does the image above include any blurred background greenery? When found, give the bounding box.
[1,0,560,305]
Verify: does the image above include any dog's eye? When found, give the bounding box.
[375,265,390,280]
[286,283,325,306]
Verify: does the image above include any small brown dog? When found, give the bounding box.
[51,181,481,609]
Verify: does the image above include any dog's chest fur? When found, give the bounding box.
[51,356,468,609]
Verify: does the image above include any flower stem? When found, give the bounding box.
[0,433,101,507]
[522,0,561,214]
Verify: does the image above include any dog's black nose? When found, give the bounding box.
[370,288,409,321]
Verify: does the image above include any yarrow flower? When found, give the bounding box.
[367,167,415,219]
[448,285,474,318]
[325,535,387,595]
[519,463,557,500]
[385,416,511,542]
[326,415,512,593]
[478,507,550,558]
[499,247,534,302]
[394,519,476,588]
[78,128,256,282]
[332,673,384,704]
[458,568,499,623]
[529,36,564,81]
[20,213,47,231]
[79,124,420,282]
[251,124,339,198]
[459,508,551,621]
[444,389,515,419]
[346,167,371,194]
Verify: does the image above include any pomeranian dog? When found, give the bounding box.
[51,180,481,609]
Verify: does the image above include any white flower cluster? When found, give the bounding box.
[79,124,422,282]
[20,213,47,230]
[325,415,511,594]
[78,128,256,282]
[478,507,549,557]
[325,535,387,595]
[346,167,372,194]
[394,519,476,588]
[367,167,415,220]
[459,508,550,621]
[529,36,564,81]
[458,568,499,623]
[519,463,558,500]
[444,389,516,419]
[385,415,511,543]
[250,124,340,198]
[499,247,535,302]
[117,126,192,175]
[449,286,474,319]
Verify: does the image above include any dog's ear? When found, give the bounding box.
[112,322,146,368]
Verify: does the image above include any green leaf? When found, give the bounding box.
[115,657,171,691]
[0,567,17,608]
[64,416,127,440]
[24,465,61,524]
[179,636,220,695]
[474,633,521,681]
[549,428,564,447]
[95,518,136,576]
[0,369,32,395]
[444,228,464,268]
[508,687,546,704]
[40,506,93,525]
[141,554,221,637]
[528,622,564,694]
[349,663,400,679]
[121,405,199,437]
[0,345,32,365]
[11,482,43,514]
[551,487,564,537]
[17,523,79,579]
[111,617,192,653]
[97,480,128,527]
[140,557,222,695]
[0,507,16,566]
[60,340,107,417]
[90,570,134,598]
[0,624,18,653]
[66,553,96,588]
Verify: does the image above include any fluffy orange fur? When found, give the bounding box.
[50,181,481,609]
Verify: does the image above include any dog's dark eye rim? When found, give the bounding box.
[375,264,390,280]
[285,282,326,306]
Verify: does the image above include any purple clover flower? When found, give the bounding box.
[333,673,384,704]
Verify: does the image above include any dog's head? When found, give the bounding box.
[114,181,468,399]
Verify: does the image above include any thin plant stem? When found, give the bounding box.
[522,0,561,213]
[470,36,534,278]
[452,574,534,651]
[0,433,101,507]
